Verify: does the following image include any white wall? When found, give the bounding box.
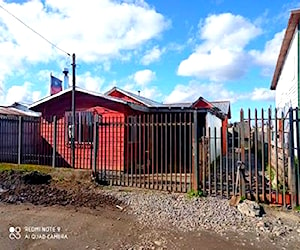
[206,112,222,162]
[276,27,299,114]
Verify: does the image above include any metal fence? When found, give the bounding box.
[93,113,194,193]
[199,107,300,208]
[0,108,299,207]
[0,115,93,169]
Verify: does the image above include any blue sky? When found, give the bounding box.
[0,0,299,121]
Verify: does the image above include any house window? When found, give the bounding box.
[66,111,94,144]
[128,116,138,143]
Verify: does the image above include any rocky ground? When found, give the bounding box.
[103,188,300,249]
[0,169,300,250]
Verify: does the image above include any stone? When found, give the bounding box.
[237,200,261,217]
[154,241,162,246]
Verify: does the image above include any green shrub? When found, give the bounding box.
[187,189,204,198]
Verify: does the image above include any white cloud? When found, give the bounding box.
[250,87,275,101]
[4,82,41,105]
[141,46,164,65]
[133,69,156,85]
[250,29,285,75]
[0,0,169,80]
[164,81,235,104]
[178,13,261,81]
[77,72,105,93]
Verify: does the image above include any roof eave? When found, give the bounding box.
[270,10,300,90]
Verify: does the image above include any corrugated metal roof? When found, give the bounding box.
[0,105,40,117]
[211,101,231,118]
[105,87,162,107]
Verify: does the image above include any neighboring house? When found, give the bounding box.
[29,86,231,170]
[0,102,41,164]
[271,9,300,112]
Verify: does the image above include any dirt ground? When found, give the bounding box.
[0,203,277,250]
[0,169,296,250]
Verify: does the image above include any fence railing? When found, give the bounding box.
[0,108,299,207]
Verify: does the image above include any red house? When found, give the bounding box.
[29,87,231,173]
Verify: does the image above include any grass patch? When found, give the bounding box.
[0,163,53,174]
[294,205,300,212]
[187,189,204,198]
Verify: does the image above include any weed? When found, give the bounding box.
[294,206,300,212]
[187,189,204,198]
[240,196,246,201]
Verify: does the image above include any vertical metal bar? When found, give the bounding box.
[226,127,229,198]
[143,115,146,189]
[248,109,252,198]
[254,109,259,201]
[18,116,22,165]
[155,114,159,189]
[268,108,272,203]
[184,112,187,192]
[189,112,192,191]
[295,108,300,205]
[261,109,265,201]
[135,116,138,187]
[160,113,163,190]
[179,113,182,191]
[126,116,129,186]
[119,117,123,186]
[214,127,217,195]
[220,127,223,197]
[170,113,173,191]
[92,115,98,177]
[281,111,286,207]
[231,123,235,196]
[288,107,296,207]
[275,109,279,203]
[52,116,57,168]
[174,113,177,191]
[104,117,107,184]
[193,111,199,191]
[208,127,211,195]
[151,114,154,189]
[202,127,206,195]
[130,117,134,186]
[138,115,141,188]
[165,113,168,191]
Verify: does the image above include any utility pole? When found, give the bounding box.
[71,53,76,169]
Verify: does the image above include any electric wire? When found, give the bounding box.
[0,3,70,57]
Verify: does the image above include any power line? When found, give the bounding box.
[0,3,70,57]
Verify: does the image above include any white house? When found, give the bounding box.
[271,9,300,112]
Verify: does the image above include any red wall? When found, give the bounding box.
[33,91,136,170]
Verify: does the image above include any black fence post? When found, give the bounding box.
[193,110,199,191]
[288,108,296,207]
[92,115,99,180]
[18,116,22,165]
[52,116,57,168]
[295,107,300,205]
